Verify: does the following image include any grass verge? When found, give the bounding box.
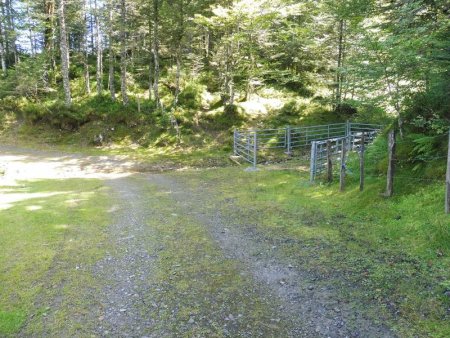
[0,179,110,336]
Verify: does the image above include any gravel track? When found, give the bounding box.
[147,174,395,338]
[1,146,396,337]
[93,177,159,337]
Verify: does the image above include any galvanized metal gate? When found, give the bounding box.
[233,122,382,169]
[309,126,381,181]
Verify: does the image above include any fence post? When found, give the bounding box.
[385,129,396,197]
[360,132,365,191]
[339,137,347,192]
[310,141,317,182]
[285,125,292,156]
[233,129,237,155]
[253,130,257,169]
[446,128,450,214]
[327,140,333,183]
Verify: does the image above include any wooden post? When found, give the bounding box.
[339,137,347,192]
[233,129,237,155]
[446,129,450,214]
[360,132,365,191]
[253,131,257,169]
[385,129,396,197]
[327,140,333,183]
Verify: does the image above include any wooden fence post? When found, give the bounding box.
[385,129,396,197]
[253,131,257,169]
[360,132,365,191]
[327,140,333,183]
[233,129,237,155]
[446,128,450,214]
[339,137,347,192]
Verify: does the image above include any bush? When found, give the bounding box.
[178,82,205,110]
[204,104,246,130]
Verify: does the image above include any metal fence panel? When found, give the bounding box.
[233,122,382,170]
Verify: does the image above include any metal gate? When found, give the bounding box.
[233,122,382,168]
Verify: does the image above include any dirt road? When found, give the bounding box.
[0,146,395,337]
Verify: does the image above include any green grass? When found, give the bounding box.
[173,165,450,337]
[0,179,111,336]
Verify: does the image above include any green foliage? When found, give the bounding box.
[178,82,204,110]
[205,104,247,131]
[0,56,48,99]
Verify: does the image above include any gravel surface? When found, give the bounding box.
[148,174,396,338]
[1,146,396,337]
[92,177,159,337]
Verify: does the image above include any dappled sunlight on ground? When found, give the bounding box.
[0,191,67,210]
[0,146,135,186]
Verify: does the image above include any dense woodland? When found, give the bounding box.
[0,0,448,149]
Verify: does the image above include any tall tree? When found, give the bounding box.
[119,0,128,105]
[58,0,71,106]
[107,0,115,101]
[82,0,91,94]
[43,0,56,86]
[94,0,102,94]
[0,4,6,74]
[152,0,161,108]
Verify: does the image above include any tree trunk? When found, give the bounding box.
[0,11,6,74]
[174,51,181,106]
[43,0,56,86]
[58,0,71,106]
[335,19,345,108]
[107,0,115,101]
[82,0,91,94]
[26,3,35,57]
[94,0,102,95]
[152,0,161,108]
[5,0,18,64]
[147,11,153,101]
[119,0,128,105]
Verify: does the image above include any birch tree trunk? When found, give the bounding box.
[58,0,71,106]
[82,0,91,94]
[26,2,35,57]
[94,0,102,95]
[119,0,128,105]
[107,0,115,101]
[152,0,161,108]
[0,10,6,74]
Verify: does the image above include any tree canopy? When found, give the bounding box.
[0,0,448,134]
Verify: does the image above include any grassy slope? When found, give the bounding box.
[0,179,111,336]
[174,166,450,337]
[0,112,232,169]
